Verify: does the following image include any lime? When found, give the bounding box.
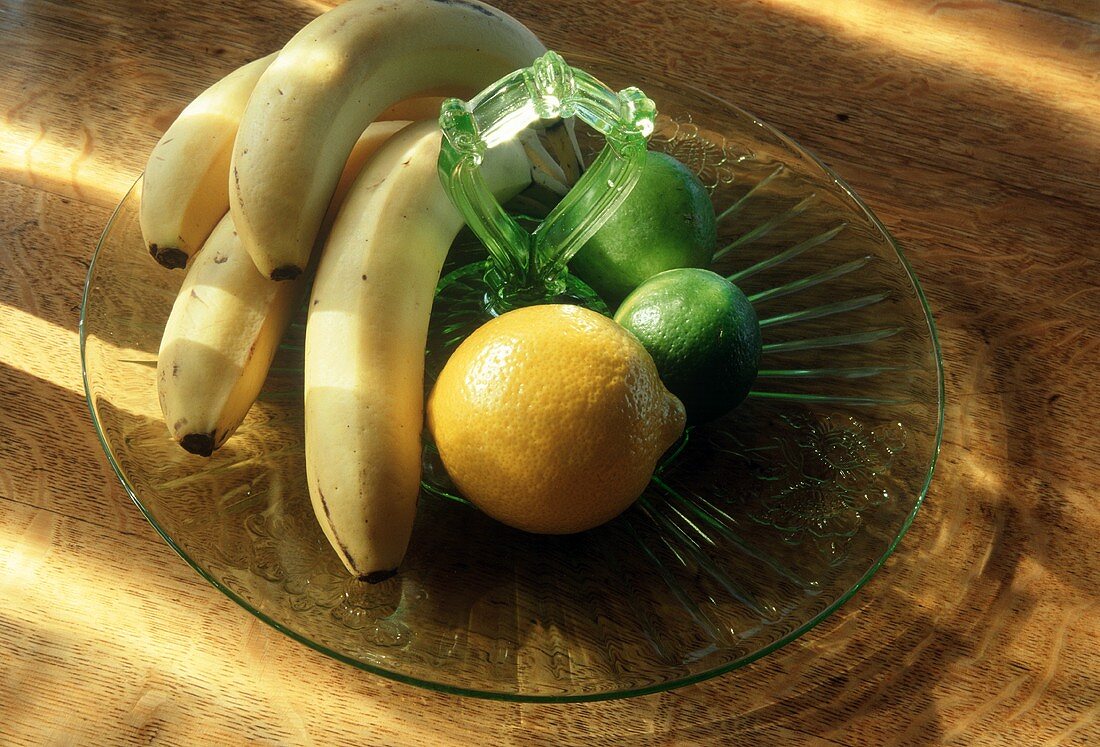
[569,150,716,305]
[614,268,761,424]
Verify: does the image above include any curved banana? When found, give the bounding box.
[156,212,298,455]
[377,96,447,123]
[141,53,276,269]
[230,0,552,281]
[158,121,412,456]
[304,120,535,580]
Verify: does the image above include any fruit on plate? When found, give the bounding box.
[141,53,276,269]
[147,0,734,577]
[157,120,411,456]
[426,304,686,535]
[568,150,716,305]
[304,121,538,580]
[230,0,571,281]
[155,212,297,456]
[614,267,761,425]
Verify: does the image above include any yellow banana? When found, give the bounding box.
[155,212,300,455]
[230,0,553,280]
[157,121,412,455]
[304,120,536,580]
[141,53,276,269]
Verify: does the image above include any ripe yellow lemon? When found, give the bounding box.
[426,304,686,534]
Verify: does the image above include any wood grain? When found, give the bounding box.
[1,0,1098,744]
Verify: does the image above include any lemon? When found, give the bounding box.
[425,304,686,534]
[614,268,761,425]
[568,150,716,305]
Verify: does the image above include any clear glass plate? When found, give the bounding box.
[80,54,943,701]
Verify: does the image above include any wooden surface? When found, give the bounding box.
[1,0,1098,744]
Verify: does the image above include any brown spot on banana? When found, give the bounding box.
[149,244,188,269]
[316,487,361,572]
[179,432,216,457]
[429,0,497,19]
[270,265,302,281]
[360,569,397,584]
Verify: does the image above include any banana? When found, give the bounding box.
[377,96,448,123]
[141,53,277,269]
[155,212,300,455]
[158,120,412,456]
[304,120,536,580]
[230,0,559,281]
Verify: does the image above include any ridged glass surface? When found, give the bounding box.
[80,56,943,701]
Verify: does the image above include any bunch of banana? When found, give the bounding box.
[143,0,577,578]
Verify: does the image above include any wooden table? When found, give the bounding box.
[2,0,1097,743]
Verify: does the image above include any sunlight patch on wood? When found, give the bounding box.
[760,0,1100,131]
[0,302,154,415]
[0,122,132,205]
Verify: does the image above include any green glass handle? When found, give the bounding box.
[438,51,656,310]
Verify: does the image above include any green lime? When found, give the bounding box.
[569,150,716,305]
[614,268,761,424]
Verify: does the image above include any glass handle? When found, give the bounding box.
[438,51,656,311]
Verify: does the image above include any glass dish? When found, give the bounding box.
[80,54,943,701]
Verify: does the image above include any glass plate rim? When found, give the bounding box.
[79,61,945,702]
